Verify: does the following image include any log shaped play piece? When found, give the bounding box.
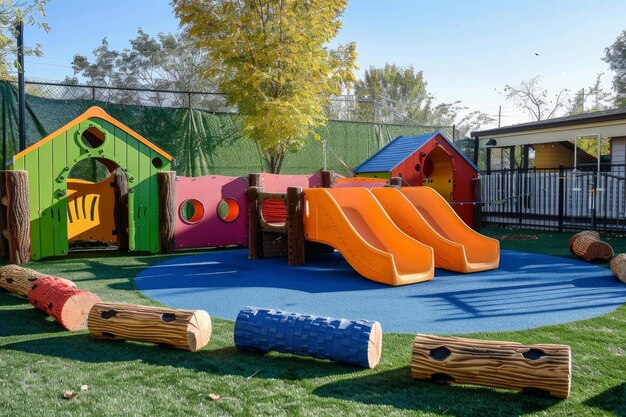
[411,334,571,399]
[87,303,212,352]
[27,277,101,331]
[610,253,626,284]
[0,265,76,296]
[234,307,382,368]
[568,230,613,261]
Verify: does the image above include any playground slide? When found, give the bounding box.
[303,188,434,286]
[372,187,499,273]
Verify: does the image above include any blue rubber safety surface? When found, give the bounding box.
[135,249,626,334]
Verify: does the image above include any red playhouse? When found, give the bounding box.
[353,131,480,227]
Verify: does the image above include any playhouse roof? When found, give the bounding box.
[354,131,479,173]
[13,106,173,162]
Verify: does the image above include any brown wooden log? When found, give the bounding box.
[87,302,212,352]
[248,186,263,260]
[569,231,613,261]
[5,170,31,264]
[411,334,571,399]
[610,253,626,284]
[0,265,76,296]
[27,277,101,331]
[321,170,333,188]
[113,168,129,250]
[287,187,305,266]
[567,230,599,253]
[157,171,176,254]
[0,171,8,258]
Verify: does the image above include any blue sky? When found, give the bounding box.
[16,0,626,128]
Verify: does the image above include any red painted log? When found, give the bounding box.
[27,277,101,331]
[0,265,76,296]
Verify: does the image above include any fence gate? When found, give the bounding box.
[480,164,626,232]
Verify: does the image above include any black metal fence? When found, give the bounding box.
[480,164,626,232]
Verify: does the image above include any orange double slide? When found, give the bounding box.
[302,186,499,286]
[372,187,499,273]
[303,188,434,286]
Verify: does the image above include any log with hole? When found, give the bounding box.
[234,307,382,368]
[87,302,212,352]
[0,265,76,296]
[610,253,626,284]
[411,334,571,398]
[27,277,101,331]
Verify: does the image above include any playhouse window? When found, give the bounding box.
[80,126,106,149]
[217,198,240,222]
[179,199,205,224]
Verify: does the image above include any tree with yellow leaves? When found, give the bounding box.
[173,0,357,173]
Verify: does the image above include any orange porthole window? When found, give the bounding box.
[179,199,205,224]
[217,198,240,222]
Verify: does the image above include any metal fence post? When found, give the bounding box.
[558,165,564,232]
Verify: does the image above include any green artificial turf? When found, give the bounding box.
[0,229,625,416]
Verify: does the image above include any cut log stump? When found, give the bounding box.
[27,277,101,331]
[568,231,613,261]
[610,254,626,284]
[411,334,571,399]
[0,265,76,296]
[234,307,382,368]
[88,303,212,352]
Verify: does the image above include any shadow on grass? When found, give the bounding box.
[313,367,560,417]
[0,293,67,337]
[584,382,625,416]
[3,332,360,381]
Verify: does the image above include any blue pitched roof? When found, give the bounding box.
[353,130,480,173]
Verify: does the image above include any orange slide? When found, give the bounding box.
[303,188,434,286]
[372,187,499,273]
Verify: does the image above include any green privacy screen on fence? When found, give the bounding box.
[1,81,446,177]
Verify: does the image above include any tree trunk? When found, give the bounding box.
[5,170,31,264]
[113,168,129,250]
[0,265,76,296]
[28,277,101,331]
[157,172,176,253]
[264,149,286,174]
[411,334,571,399]
[88,302,212,352]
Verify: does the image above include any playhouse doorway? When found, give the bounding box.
[66,158,129,251]
[422,146,454,202]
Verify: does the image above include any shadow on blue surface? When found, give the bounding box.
[135,249,626,334]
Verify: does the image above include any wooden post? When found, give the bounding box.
[88,302,212,352]
[248,186,263,259]
[321,170,333,188]
[157,171,176,254]
[248,173,261,188]
[113,168,129,250]
[28,277,101,331]
[411,334,571,399]
[287,187,305,266]
[5,170,30,264]
[472,176,482,231]
[0,265,76,296]
[0,171,8,258]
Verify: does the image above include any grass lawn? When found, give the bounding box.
[0,228,625,416]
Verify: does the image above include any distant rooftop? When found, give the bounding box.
[472,107,626,137]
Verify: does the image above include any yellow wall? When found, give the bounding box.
[534,142,596,168]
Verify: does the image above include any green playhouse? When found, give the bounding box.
[8,106,172,260]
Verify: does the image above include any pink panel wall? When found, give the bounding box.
[332,178,388,188]
[258,173,323,192]
[174,175,249,249]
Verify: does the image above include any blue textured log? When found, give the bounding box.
[234,307,382,368]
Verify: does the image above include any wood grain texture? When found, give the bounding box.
[157,172,176,253]
[5,170,31,264]
[411,334,571,399]
[113,168,129,250]
[0,265,76,296]
[27,277,101,331]
[88,302,212,352]
[569,231,613,261]
[610,253,626,283]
